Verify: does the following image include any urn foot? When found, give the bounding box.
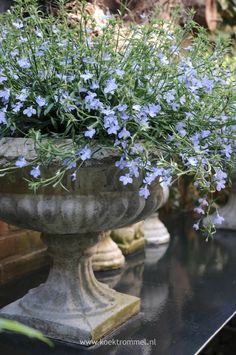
[92,232,125,271]
[0,233,140,345]
[144,213,170,245]
[0,293,139,345]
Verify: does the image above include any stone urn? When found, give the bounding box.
[0,138,164,345]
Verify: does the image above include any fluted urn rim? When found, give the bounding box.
[0,137,164,234]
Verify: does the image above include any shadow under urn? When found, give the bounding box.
[0,138,164,345]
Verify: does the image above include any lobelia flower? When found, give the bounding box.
[119,174,133,185]
[194,207,205,215]
[0,111,7,125]
[84,128,96,138]
[139,185,150,199]
[12,20,24,29]
[81,72,93,81]
[214,169,227,191]
[12,102,23,113]
[0,75,7,84]
[71,172,77,182]
[23,106,36,117]
[0,89,10,102]
[213,213,224,225]
[193,222,200,231]
[30,165,41,178]
[16,89,29,102]
[104,79,117,94]
[17,58,31,69]
[77,146,92,161]
[63,158,76,169]
[118,128,131,140]
[115,69,124,76]
[36,96,47,107]
[15,157,28,168]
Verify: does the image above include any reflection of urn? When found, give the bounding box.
[0,138,164,345]
[111,221,145,255]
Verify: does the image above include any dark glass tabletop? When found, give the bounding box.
[0,214,236,355]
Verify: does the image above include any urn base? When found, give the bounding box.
[0,292,140,345]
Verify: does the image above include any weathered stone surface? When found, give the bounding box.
[0,138,164,344]
[92,232,125,271]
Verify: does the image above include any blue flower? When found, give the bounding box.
[78,146,92,161]
[12,102,23,113]
[15,157,28,168]
[16,89,29,102]
[0,75,7,84]
[176,122,187,137]
[193,222,200,231]
[145,104,161,117]
[194,207,205,215]
[71,172,77,181]
[36,96,47,107]
[119,174,133,185]
[13,20,24,29]
[139,185,150,199]
[63,158,76,169]
[213,213,224,225]
[0,89,10,102]
[23,106,36,117]
[116,104,128,112]
[115,69,124,76]
[104,79,117,94]
[84,128,96,138]
[81,72,93,81]
[17,58,31,69]
[118,128,131,139]
[30,165,41,178]
[90,81,99,90]
[0,111,7,125]
[222,144,232,158]
[214,169,227,191]
[104,114,120,135]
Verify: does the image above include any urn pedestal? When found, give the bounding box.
[0,138,164,345]
[144,213,170,245]
[92,232,125,271]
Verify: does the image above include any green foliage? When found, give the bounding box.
[0,318,53,346]
[0,0,235,235]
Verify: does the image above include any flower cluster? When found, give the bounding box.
[0,0,235,235]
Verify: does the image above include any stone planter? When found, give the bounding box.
[0,138,164,345]
[111,221,145,255]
